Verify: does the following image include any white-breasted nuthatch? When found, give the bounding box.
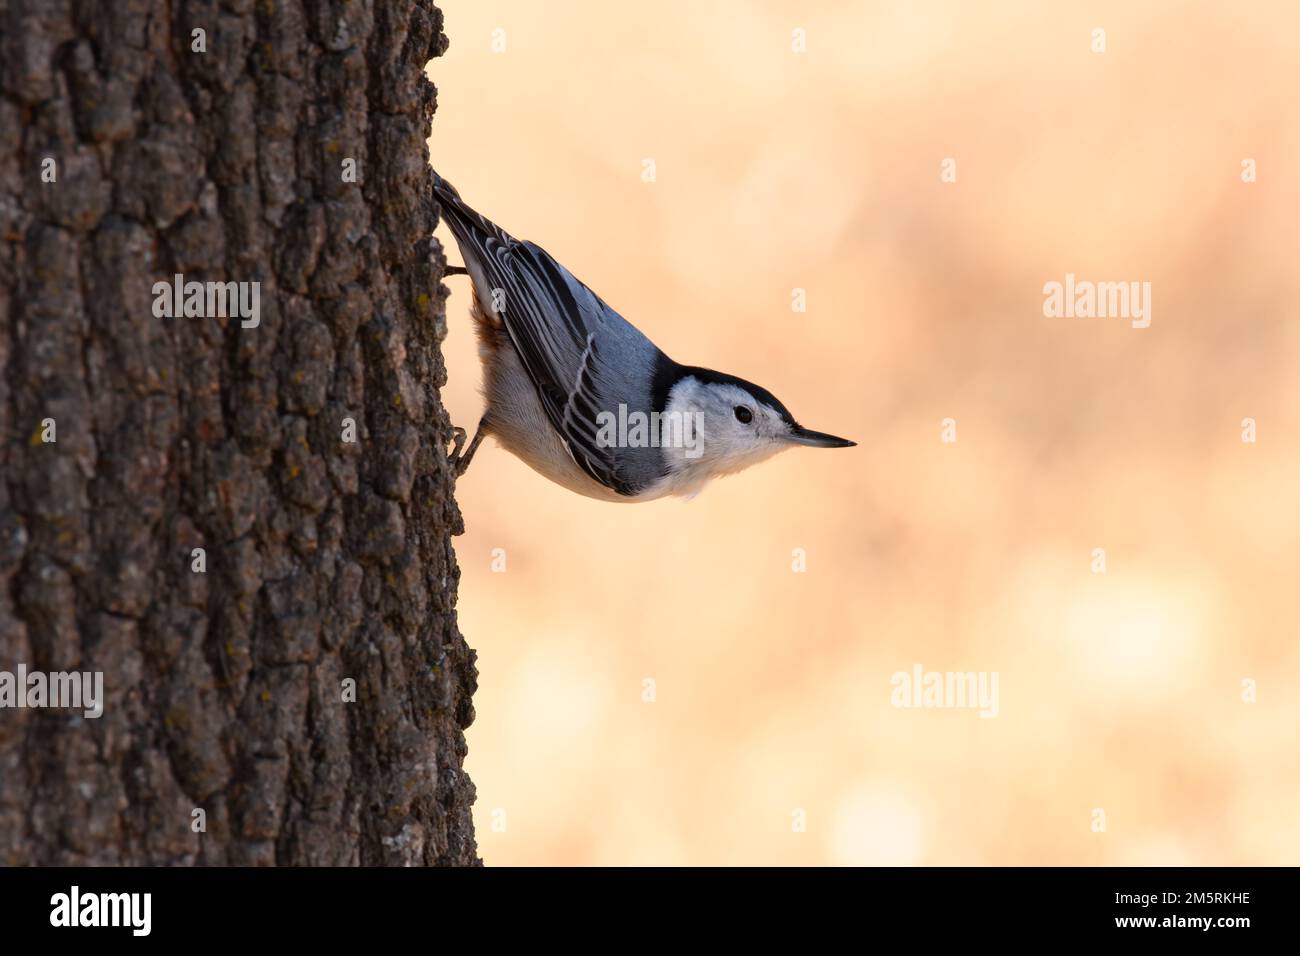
[434,170,854,503]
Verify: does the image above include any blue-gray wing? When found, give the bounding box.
[435,175,669,496]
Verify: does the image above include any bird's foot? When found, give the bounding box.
[447,422,487,477]
[447,426,468,475]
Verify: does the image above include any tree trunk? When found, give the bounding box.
[0,0,478,865]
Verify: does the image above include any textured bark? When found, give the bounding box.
[0,0,478,864]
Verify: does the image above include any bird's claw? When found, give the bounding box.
[448,426,467,474]
[446,418,488,479]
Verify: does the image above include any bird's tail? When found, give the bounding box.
[431,169,512,257]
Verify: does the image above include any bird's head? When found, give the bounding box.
[659,367,855,490]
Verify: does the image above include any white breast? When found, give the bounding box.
[484,341,645,503]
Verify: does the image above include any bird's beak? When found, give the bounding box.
[786,424,856,448]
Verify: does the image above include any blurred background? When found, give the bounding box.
[427,0,1300,865]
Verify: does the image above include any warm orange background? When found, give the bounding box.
[427,1,1300,865]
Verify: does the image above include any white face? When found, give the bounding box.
[662,377,792,480]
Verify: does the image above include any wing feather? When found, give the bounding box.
[435,175,667,496]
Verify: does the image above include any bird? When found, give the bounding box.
[433,170,855,503]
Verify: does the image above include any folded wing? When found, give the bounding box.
[434,173,669,496]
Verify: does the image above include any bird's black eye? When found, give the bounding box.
[734,406,753,424]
